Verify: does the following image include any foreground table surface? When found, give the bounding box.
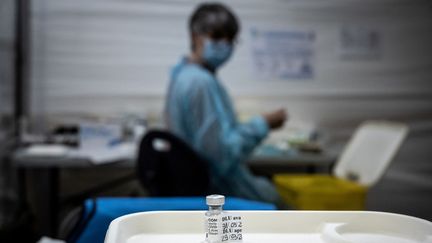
[106,211,432,243]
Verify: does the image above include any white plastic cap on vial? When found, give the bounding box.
[206,194,225,206]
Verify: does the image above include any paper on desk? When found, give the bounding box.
[69,143,137,165]
[37,236,65,243]
[24,144,70,157]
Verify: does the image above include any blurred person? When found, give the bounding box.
[164,2,287,203]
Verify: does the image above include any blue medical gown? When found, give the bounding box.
[164,58,279,203]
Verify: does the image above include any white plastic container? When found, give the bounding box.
[333,121,409,187]
[105,211,432,243]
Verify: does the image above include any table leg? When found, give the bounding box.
[27,167,59,237]
[17,167,28,209]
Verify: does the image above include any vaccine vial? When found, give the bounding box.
[205,194,225,243]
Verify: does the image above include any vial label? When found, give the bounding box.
[221,214,243,242]
[205,214,223,243]
[205,213,243,242]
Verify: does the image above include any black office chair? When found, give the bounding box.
[136,129,210,196]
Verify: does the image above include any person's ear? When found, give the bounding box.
[192,34,205,54]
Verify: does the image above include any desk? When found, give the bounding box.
[13,150,136,237]
[249,145,337,175]
[13,145,337,237]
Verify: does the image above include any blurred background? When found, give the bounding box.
[1,0,432,242]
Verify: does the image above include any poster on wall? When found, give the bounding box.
[339,26,381,60]
[250,28,315,80]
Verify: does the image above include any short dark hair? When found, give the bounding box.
[189,2,240,47]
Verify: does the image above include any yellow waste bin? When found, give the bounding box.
[274,174,367,210]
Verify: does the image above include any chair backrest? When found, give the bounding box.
[136,129,210,196]
[333,121,409,187]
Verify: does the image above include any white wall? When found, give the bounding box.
[30,0,432,131]
[28,0,432,219]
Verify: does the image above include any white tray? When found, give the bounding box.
[105,211,432,243]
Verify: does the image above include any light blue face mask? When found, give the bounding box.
[202,38,233,69]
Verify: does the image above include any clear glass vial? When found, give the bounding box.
[205,195,225,243]
[205,194,225,217]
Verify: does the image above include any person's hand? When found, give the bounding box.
[263,109,287,130]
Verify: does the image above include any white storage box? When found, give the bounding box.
[105,211,432,243]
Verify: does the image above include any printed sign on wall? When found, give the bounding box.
[250,28,315,80]
[339,26,381,60]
